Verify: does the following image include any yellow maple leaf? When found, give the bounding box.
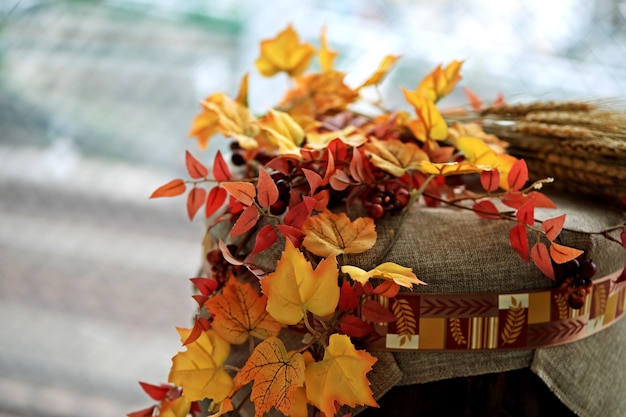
[198,93,260,150]
[234,337,305,416]
[205,278,282,345]
[188,106,219,150]
[259,109,305,154]
[305,125,367,150]
[157,396,190,417]
[455,136,517,189]
[364,137,429,177]
[403,89,448,142]
[168,328,233,403]
[234,73,249,107]
[305,334,378,416]
[358,54,401,89]
[261,239,339,325]
[419,160,484,176]
[302,210,377,257]
[255,25,316,77]
[341,262,426,288]
[416,60,463,103]
[318,26,338,73]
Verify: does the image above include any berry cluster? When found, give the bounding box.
[206,245,246,285]
[363,181,411,219]
[554,255,597,309]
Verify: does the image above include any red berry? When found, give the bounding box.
[368,203,385,219]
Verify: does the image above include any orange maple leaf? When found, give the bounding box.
[364,137,429,177]
[305,334,378,416]
[197,93,260,150]
[168,328,233,403]
[416,60,463,103]
[234,337,305,416]
[302,210,377,257]
[255,25,316,77]
[261,239,339,325]
[205,278,282,345]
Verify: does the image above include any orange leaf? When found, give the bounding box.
[230,204,259,237]
[480,169,500,192]
[507,159,528,191]
[234,337,305,416]
[212,150,232,182]
[318,26,338,73]
[530,243,555,280]
[221,181,256,206]
[235,73,249,106]
[416,60,463,103]
[364,137,429,177]
[185,150,209,179]
[302,211,377,257]
[372,280,400,298]
[303,168,323,195]
[463,86,483,111]
[127,405,155,417]
[257,168,279,208]
[528,191,557,209]
[255,25,316,77]
[472,200,500,219]
[350,148,375,184]
[403,90,448,141]
[516,199,535,226]
[305,334,378,416]
[542,214,566,241]
[261,239,339,325]
[186,187,206,220]
[509,223,529,262]
[182,316,210,345]
[549,242,584,264]
[206,278,282,344]
[502,191,529,210]
[150,179,186,198]
[205,186,227,218]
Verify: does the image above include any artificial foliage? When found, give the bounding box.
[130,25,626,417]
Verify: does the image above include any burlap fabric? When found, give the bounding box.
[349,193,625,417]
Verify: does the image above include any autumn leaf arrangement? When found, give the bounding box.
[132,26,626,417]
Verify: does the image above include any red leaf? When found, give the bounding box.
[150,179,186,198]
[183,317,211,345]
[463,86,483,111]
[472,200,500,219]
[509,223,529,262]
[276,224,304,247]
[219,239,243,265]
[621,227,625,249]
[480,169,500,192]
[516,199,535,226]
[190,277,219,296]
[493,92,505,106]
[329,169,352,191]
[313,189,330,211]
[502,191,529,209]
[212,150,232,181]
[327,138,348,162]
[542,214,566,241]
[338,281,359,310]
[350,148,374,184]
[221,181,256,206]
[138,382,170,401]
[340,314,374,338]
[256,169,279,208]
[303,168,324,195]
[507,159,528,191]
[550,242,584,264]
[230,204,259,237]
[361,299,397,323]
[127,405,156,417]
[185,150,209,179]
[250,224,278,255]
[530,243,555,280]
[321,150,335,185]
[186,187,207,220]
[372,281,400,298]
[205,186,228,218]
[528,191,557,209]
[283,196,316,229]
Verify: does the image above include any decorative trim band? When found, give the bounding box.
[363,269,626,351]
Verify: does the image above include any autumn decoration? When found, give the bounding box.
[132,25,626,417]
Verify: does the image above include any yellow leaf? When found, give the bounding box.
[305,334,378,416]
[359,54,401,89]
[234,337,305,416]
[420,160,484,176]
[302,210,377,257]
[341,262,426,288]
[364,137,429,177]
[318,26,338,73]
[403,89,448,141]
[416,60,463,103]
[158,396,191,417]
[205,278,282,345]
[188,107,219,150]
[305,125,367,150]
[261,240,339,325]
[200,93,259,150]
[455,136,517,188]
[234,73,249,106]
[259,109,305,154]
[255,25,316,77]
[168,328,233,403]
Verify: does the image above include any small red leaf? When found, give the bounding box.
[250,224,278,255]
[185,150,209,179]
[542,214,566,241]
[327,138,348,162]
[190,277,219,296]
[205,186,228,218]
[550,242,584,264]
[350,148,374,184]
[183,317,211,345]
[230,204,259,237]
[620,227,625,249]
[361,299,397,323]
[530,243,555,280]
[276,224,304,247]
[150,179,186,198]
[507,159,528,191]
[283,197,316,229]
[221,181,256,206]
[313,189,330,212]
[528,191,557,209]
[302,168,324,195]
[340,314,374,338]
[256,169,279,208]
[472,200,500,219]
[509,223,529,262]
[329,169,352,191]
[127,405,156,417]
[463,86,483,112]
[138,382,170,401]
[321,150,335,185]
[502,191,529,209]
[212,150,232,181]
[338,281,359,310]
[480,169,500,192]
[372,281,400,298]
[186,187,207,220]
[516,199,535,226]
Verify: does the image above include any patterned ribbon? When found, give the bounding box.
[364,269,626,351]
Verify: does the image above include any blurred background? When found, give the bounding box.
[1,0,625,416]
